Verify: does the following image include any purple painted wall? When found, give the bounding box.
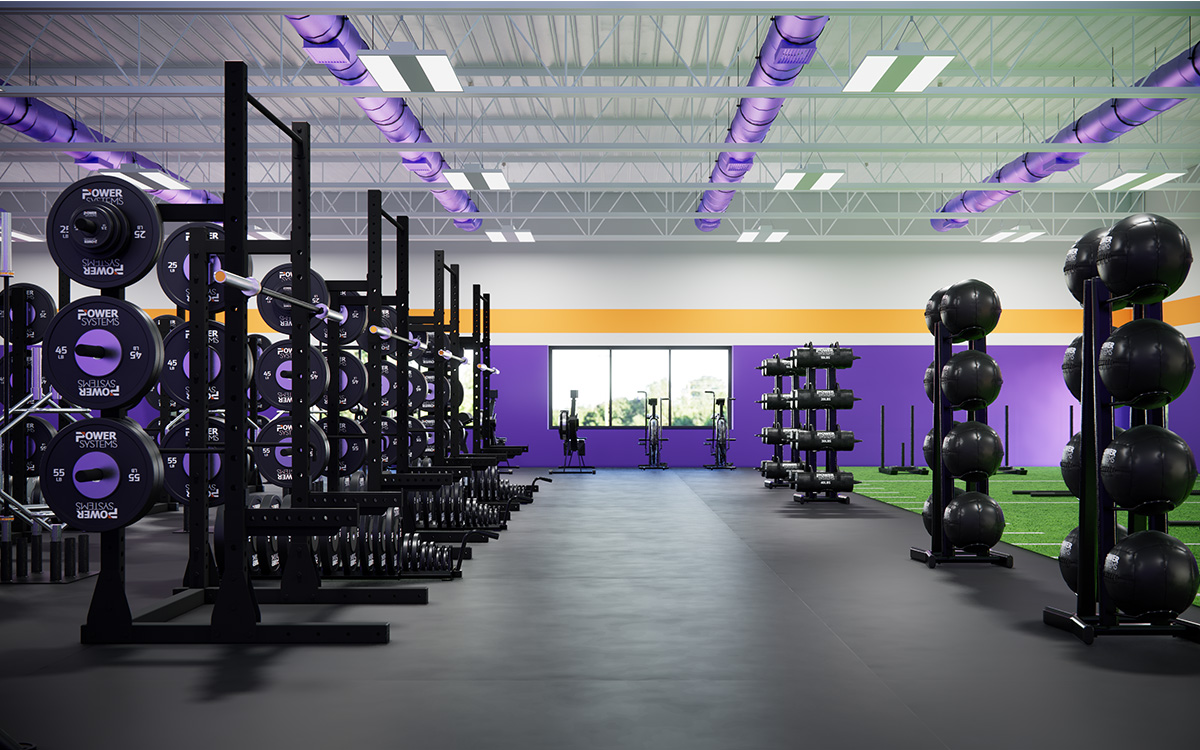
[490,340,1189,469]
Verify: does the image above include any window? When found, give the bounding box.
[550,347,730,428]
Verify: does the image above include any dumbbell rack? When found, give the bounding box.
[758,355,799,488]
[789,344,860,504]
[1043,278,1200,644]
[909,323,1012,569]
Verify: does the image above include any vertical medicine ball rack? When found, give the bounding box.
[1043,278,1200,644]
[910,297,1013,569]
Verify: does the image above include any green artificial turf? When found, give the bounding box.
[850,466,1200,598]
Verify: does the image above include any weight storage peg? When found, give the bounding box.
[42,296,164,410]
[45,176,164,289]
[39,417,164,533]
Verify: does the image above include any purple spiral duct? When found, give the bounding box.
[0,88,220,204]
[287,15,481,231]
[932,41,1200,231]
[694,15,830,232]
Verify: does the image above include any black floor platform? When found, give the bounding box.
[4,469,1200,749]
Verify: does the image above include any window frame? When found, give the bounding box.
[548,345,732,430]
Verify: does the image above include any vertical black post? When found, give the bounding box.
[879,405,885,468]
[182,213,211,589]
[473,284,482,454]
[448,263,460,457]
[909,404,916,470]
[968,337,989,499]
[211,60,258,633]
[433,251,447,462]
[1134,301,1168,534]
[931,324,953,557]
[482,293,492,446]
[364,190,383,489]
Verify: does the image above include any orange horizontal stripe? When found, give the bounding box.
[141,295,1199,337]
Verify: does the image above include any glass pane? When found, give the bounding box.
[670,349,730,427]
[611,349,669,427]
[457,348,475,420]
[550,349,611,427]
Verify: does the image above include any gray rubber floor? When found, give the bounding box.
[3,469,1200,750]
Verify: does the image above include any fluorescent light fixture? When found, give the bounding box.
[482,171,510,190]
[487,227,534,243]
[765,231,789,243]
[1095,171,1187,191]
[10,231,42,243]
[444,171,473,190]
[445,167,510,191]
[101,166,191,192]
[843,44,955,93]
[737,231,760,243]
[1010,231,1045,243]
[359,43,462,93]
[773,171,844,191]
[981,231,1018,243]
[1129,172,1186,190]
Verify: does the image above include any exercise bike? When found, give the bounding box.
[637,391,669,470]
[550,389,595,474]
[703,391,735,470]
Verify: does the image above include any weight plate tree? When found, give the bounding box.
[39,417,164,533]
[42,296,164,410]
[45,176,164,289]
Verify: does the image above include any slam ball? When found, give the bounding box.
[1061,428,1125,499]
[943,492,1006,551]
[1059,524,1130,594]
[938,279,1002,342]
[925,286,951,335]
[1062,335,1083,401]
[941,421,1004,480]
[1103,530,1200,620]
[1063,227,1108,305]
[923,422,961,468]
[922,486,966,535]
[941,349,1003,411]
[1100,424,1197,514]
[924,360,936,403]
[1096,213,1192,305]
[1099,319,1195,409]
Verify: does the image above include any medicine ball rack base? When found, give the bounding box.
[1042,277,1200,645]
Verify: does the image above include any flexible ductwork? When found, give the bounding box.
[0,86,219,204]
[694,15,829,232]
[287,15,481,231]
[932,41,1200,231]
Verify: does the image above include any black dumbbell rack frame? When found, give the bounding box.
[909,321,1013,569]
[759,357,798,488]
[791,346,857,504]
[1043,277,1200,644]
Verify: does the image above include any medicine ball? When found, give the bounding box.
[922,486,966,534]
[1061,427,1125,498]
[938,279,1002,343]
[943,491,1006,552]
[1062,335,1083,401]
[925,286,951,335]
[1103,530,1200,621]
[1063,227,1108,305]
[1100,424,1197,514]
[940,349,1003,411]
[1059,524,1129,594]
[924,360,936,403]
[1096,213,1192,305]
[923,422,961,468]
[1098,319,1195,409]
[941,421,1004,481]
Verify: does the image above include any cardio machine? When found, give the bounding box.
[637,390,669,470]
[551,389,595,474]
[703,391,736,470]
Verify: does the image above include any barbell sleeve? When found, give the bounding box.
[437,349,466,364]
[476,363,500,375]
[213,269,262,296]
[368,325,424,350]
